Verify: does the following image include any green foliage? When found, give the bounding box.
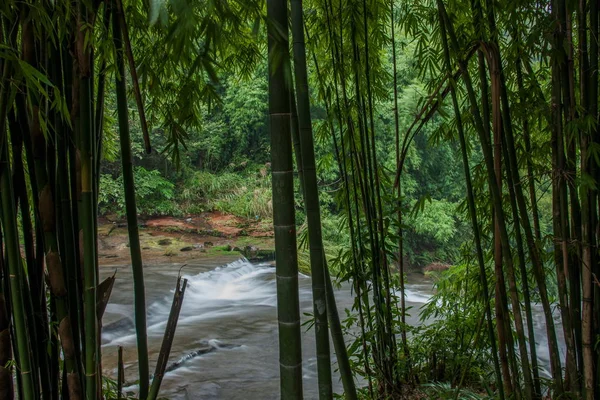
[410,199,458,243]
[177,168,272,219]
[99,167,177,217]
[411,262,494,389]
[422,382,493,400]
[403,198,463,266]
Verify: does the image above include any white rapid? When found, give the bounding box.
[99,258,435,399]
[101,258,565,398]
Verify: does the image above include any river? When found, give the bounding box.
[100,257,563,399]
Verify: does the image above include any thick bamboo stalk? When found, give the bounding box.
[571,0,588,376]
[112,6,151,397]
[266,0,304,396]
[17,20,55,397]
[77,2,99,396]
[57,106,84,375]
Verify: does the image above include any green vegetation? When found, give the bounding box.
[1,0,599,398]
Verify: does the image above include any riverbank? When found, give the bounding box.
[98,211,275,267]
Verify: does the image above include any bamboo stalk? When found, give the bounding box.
[390,0,409,371]
[267,0,304,395]
[8,98,52,397]
[77,2,99,396]
[114,0,151,154]
[360,2,398,389]
[118,346,124,400]
[437,3,538,396]
[0,251,14,400]
[112,5,150,397]
[309,6,372,394]
[0,59,36,400]
[290,92,303,194]
[551,1,579,391]
[290,0,332,398]
[582,0,598,396]
[501,132,541,398]
[437,13,504,399]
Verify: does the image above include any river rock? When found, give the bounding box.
[243,245,259,259]
[158,238,172,246]
[180,246,194,252]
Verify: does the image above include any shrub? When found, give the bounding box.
[98,167,178,217]
[410,263,495,389]
[177,168,272,219]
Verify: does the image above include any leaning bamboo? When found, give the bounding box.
[112,6,151,397]
[290,0,332,398]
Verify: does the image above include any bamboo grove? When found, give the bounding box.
[0,0,192,399]
[1,0,600,398]
[269,0,600,398]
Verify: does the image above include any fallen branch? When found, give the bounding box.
[147,275,188,400]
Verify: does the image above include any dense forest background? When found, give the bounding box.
[0,0,599,398]
[98,50,473,269]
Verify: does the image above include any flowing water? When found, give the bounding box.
[101,257,564,399]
